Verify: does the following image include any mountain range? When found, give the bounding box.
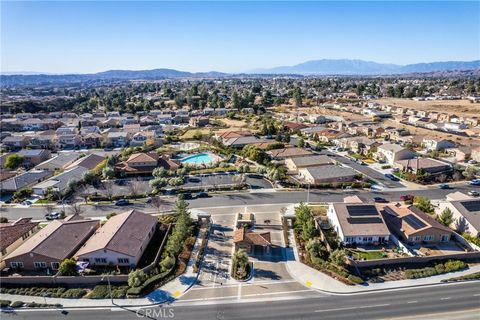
[1,59,479,86]
[252,59,480,75]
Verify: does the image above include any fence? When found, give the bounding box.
[140,223,172,273]
[348,251,480,268]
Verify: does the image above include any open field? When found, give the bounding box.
[373,98,480,116]
[181,128,212,139]
[218,118,248,127]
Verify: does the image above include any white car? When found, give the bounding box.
[468,190,479,197]
[45,212,61,220]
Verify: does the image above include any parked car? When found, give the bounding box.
[470,179,480,186]
[181,192,193,200]
[468,190,480,197]
[400,194,414,202]
[468,159,477,164]
[114,199,130,206]
[45,212,61,220]
[439,184,450,189]
[373,197,388,203]
[188,177,201,183]
[384,173,399,181]
[196,192,209,198]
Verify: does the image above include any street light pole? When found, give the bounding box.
[307,183,310,204]
[102,274,114,305]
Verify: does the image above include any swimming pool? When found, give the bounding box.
[180,153,217,165]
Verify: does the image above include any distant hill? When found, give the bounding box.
[252,59,480,75]
[2,59,479,86]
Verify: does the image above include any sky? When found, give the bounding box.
[1,1,479,74]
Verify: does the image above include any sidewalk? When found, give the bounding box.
[0,227,208,308]
[284,229,480,294]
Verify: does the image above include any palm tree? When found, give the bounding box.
[232,249,249,279]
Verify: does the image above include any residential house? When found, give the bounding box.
[53,133,82,149]
[283,121,307,133]
[438,199,480,236]
[105,132,129,148]
[189,117,209,127]
[233,228,271,254]
[75,210,157,268]
[115,152,178,177]
[422,137,455,151]
[4,218,99,271]
[395,158,452,174]
[327,203,391,245]
[382,205,452,244]
[28,131,56,149]
[32,166,89,195]
[349,137,380,156]
[17,149,51,167]
[35,153,79,172]
[267,147,313,161]
[82,132,103,148]
[376,143,416,165]
[285,155,334,173]
[298,165,358,185]
[2,136,30,150]
[65,153,106,171]
[1,170,52,193]
[471,147,480,162]
[0,218,40,262]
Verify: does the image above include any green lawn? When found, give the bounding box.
[351,250,386,260]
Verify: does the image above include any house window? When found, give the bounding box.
[118,258,129,264]
[51,262,60,270]
[22,232,30,240]
[441,234,450,242]
[423,235,434,241]
[415,236,421,242]
[362,237,368,242]
[10,262,24,269]
[34,262,47,269]
[95,258,107,264]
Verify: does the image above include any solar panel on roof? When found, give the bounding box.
[461,200,480,212]
[346,205,378,216]
[347,217,383,224]
[403,214,427,230]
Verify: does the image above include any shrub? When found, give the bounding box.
[347,275,364,284]
[58,258,78,276]
[88,285,110,299]
[60,289,87,299]
[128,269,147,288]
[0,300,11,307]
[10,301,24,308]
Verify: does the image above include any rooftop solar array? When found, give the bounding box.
[461,200,480,212]
[346,205,378,217]
[347,217,384,224]
[403,214,427,230]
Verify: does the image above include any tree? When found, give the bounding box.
[128,178,144,198]
[151,196,165,214]
[68,203,85,216]
[103,181,115,200]
[232,249,249,279]
[128,269,147,287]
[4,154,23,169]
[293,87,302,108]
[106,212,117,219]
[59,258,78,276]
[102,165,115,179]
[297,137,305,148]
[413,196,435,214]
[437,207,454,227]
[152,167,168,178]
[462,166,478,180]
[329,249,347,267]
[306,238,328,262]
[0,217,8,223]
[266,165,286,181]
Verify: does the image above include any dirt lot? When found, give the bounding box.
[373,98,480,116]
[218,118,248,128]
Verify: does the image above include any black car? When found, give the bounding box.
[373,197,388,203]
[196,192,209,198]
[115,199,130,206]
[181,192,193,200]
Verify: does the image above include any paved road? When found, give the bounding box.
[3,282,479,319]
[318,149,405,188]
[1,184,477,221]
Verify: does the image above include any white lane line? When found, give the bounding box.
[237,283,242,300]
[315,303,390,313]
[441,297,451,300]
[407,301,418,304]
[473,293,480,297]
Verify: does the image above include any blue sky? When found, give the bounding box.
[1,1,479,73]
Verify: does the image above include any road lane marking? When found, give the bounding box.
[473,293,480,297]
[440,297,451,300]
[407,301,418,304]
[315,303,390,313]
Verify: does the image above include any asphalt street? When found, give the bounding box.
[1,184,477,221]
[2,282,479,320]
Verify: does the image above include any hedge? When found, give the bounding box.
[88,285,128,299]
[347,275,364,284]
[10,301,24,308]
[405,260,467,279]
[0,300,11,307]
[127,267,174,296]
[441,271,480,283]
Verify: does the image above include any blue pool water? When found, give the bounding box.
[180,153,216,165]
